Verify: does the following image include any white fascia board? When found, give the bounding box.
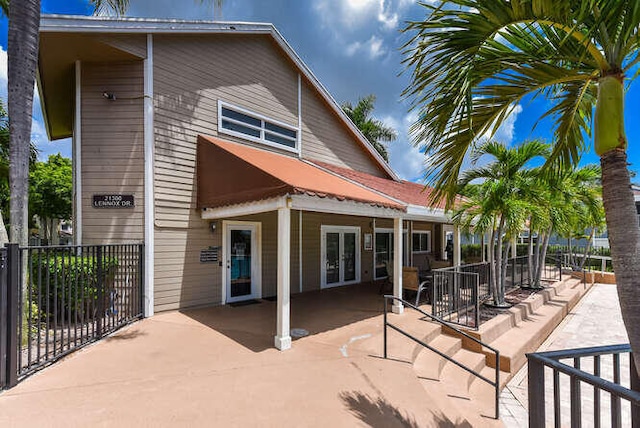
[39,14,398,181]
[404,204,451,223]
[289,194,403,219]
[201,197,288,220]
[201,194,403,220]
[40,14,274,34]
[35,67,54,141]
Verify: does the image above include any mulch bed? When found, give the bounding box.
[478,285,548,324]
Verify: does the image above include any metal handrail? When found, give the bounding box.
[528,345,640,404]
[383,295,501,419]
[527,344,640,427]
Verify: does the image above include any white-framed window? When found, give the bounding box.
[374,228,408,279]
[218,100,299,153]
[412,231,431,253]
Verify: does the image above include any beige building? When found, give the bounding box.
[37,15,458,350]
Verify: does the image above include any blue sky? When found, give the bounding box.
[0,0,639,181]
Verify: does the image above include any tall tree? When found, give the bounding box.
[3,0,128,251]
[403,0,640,369]
[342,94,397,162]
[453,140,548,306]
[29,154,72,245]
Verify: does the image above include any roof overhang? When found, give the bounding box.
[197,135,404,213]
[38,14,398,179]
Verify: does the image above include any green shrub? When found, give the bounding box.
[21,301,41,346]
[31,253,118,322]
[461,244,482,260]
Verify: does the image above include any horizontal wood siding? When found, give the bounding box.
[152,34,304,310]
[299,79,386,177]
[154,224,221,312]
[81,61,144,245]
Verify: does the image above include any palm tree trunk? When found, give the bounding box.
[527,220,534,286]
[579,228,595,269]
[494,216,505,306]
[489,225,497,304]
[601,149,640,376]
[501,240,511,302]
[8,0,41,251]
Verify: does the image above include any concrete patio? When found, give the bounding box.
[0,283,478,427]
[0,277,594,427]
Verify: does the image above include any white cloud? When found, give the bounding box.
[314,0,410,31]
[494,104,523,144]
[343,35,387,59]
[385,111,427,180]
[478,104,523,145]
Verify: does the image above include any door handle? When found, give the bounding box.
[227,260,230,269]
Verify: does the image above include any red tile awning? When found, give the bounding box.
[197,135,405,211]
[311,161,446,210]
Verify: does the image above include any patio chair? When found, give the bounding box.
[402,266,432,306]
[379,261,394,294]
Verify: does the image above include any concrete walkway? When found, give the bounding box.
[500,282,629,427]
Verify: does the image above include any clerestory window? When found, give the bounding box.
[218,101,299,153]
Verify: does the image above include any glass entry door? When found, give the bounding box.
[321,226,360,288]
[225,223,260,303]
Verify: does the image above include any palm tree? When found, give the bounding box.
[403,0,640,366]
[342,95,397,162]
[3,0,128,250]
[454,140,547,306]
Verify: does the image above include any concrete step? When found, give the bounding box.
[437,348,488,400]
[382,311,443,363]
[484,281,587,373]
[412,334,462,381]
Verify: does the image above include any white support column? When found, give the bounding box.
[392,216,404,314]
[481,233,486,262]
[275,206,292,350]
[511,236,518,259]
[453,225,461,266]
[143,34,155,317]
[73,60,82,246]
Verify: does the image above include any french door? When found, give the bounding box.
[321,226,361,288]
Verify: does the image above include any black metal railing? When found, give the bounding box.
[539,253,563,283]
[383,295,501,419]
[432,270,480,329]
[1,243,144,390]
[527,344,640,427]
[506,255,531,289]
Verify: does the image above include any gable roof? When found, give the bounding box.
[312,160,446,210]
[197,135,404,211]
[38,14,398,180]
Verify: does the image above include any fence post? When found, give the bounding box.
[138,244,145,317]
[0,249,6,389]
[631,355,640,428]
[557,251,562,281]
[528,354,546,427]
[96,246,104,337]
[5,244,19,388]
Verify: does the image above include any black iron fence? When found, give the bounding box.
[527,344,640,427]
[432,270,480,329]
[1,243,144,390]
[540,253,563,283]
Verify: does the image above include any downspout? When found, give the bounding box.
[143,34,155,317]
